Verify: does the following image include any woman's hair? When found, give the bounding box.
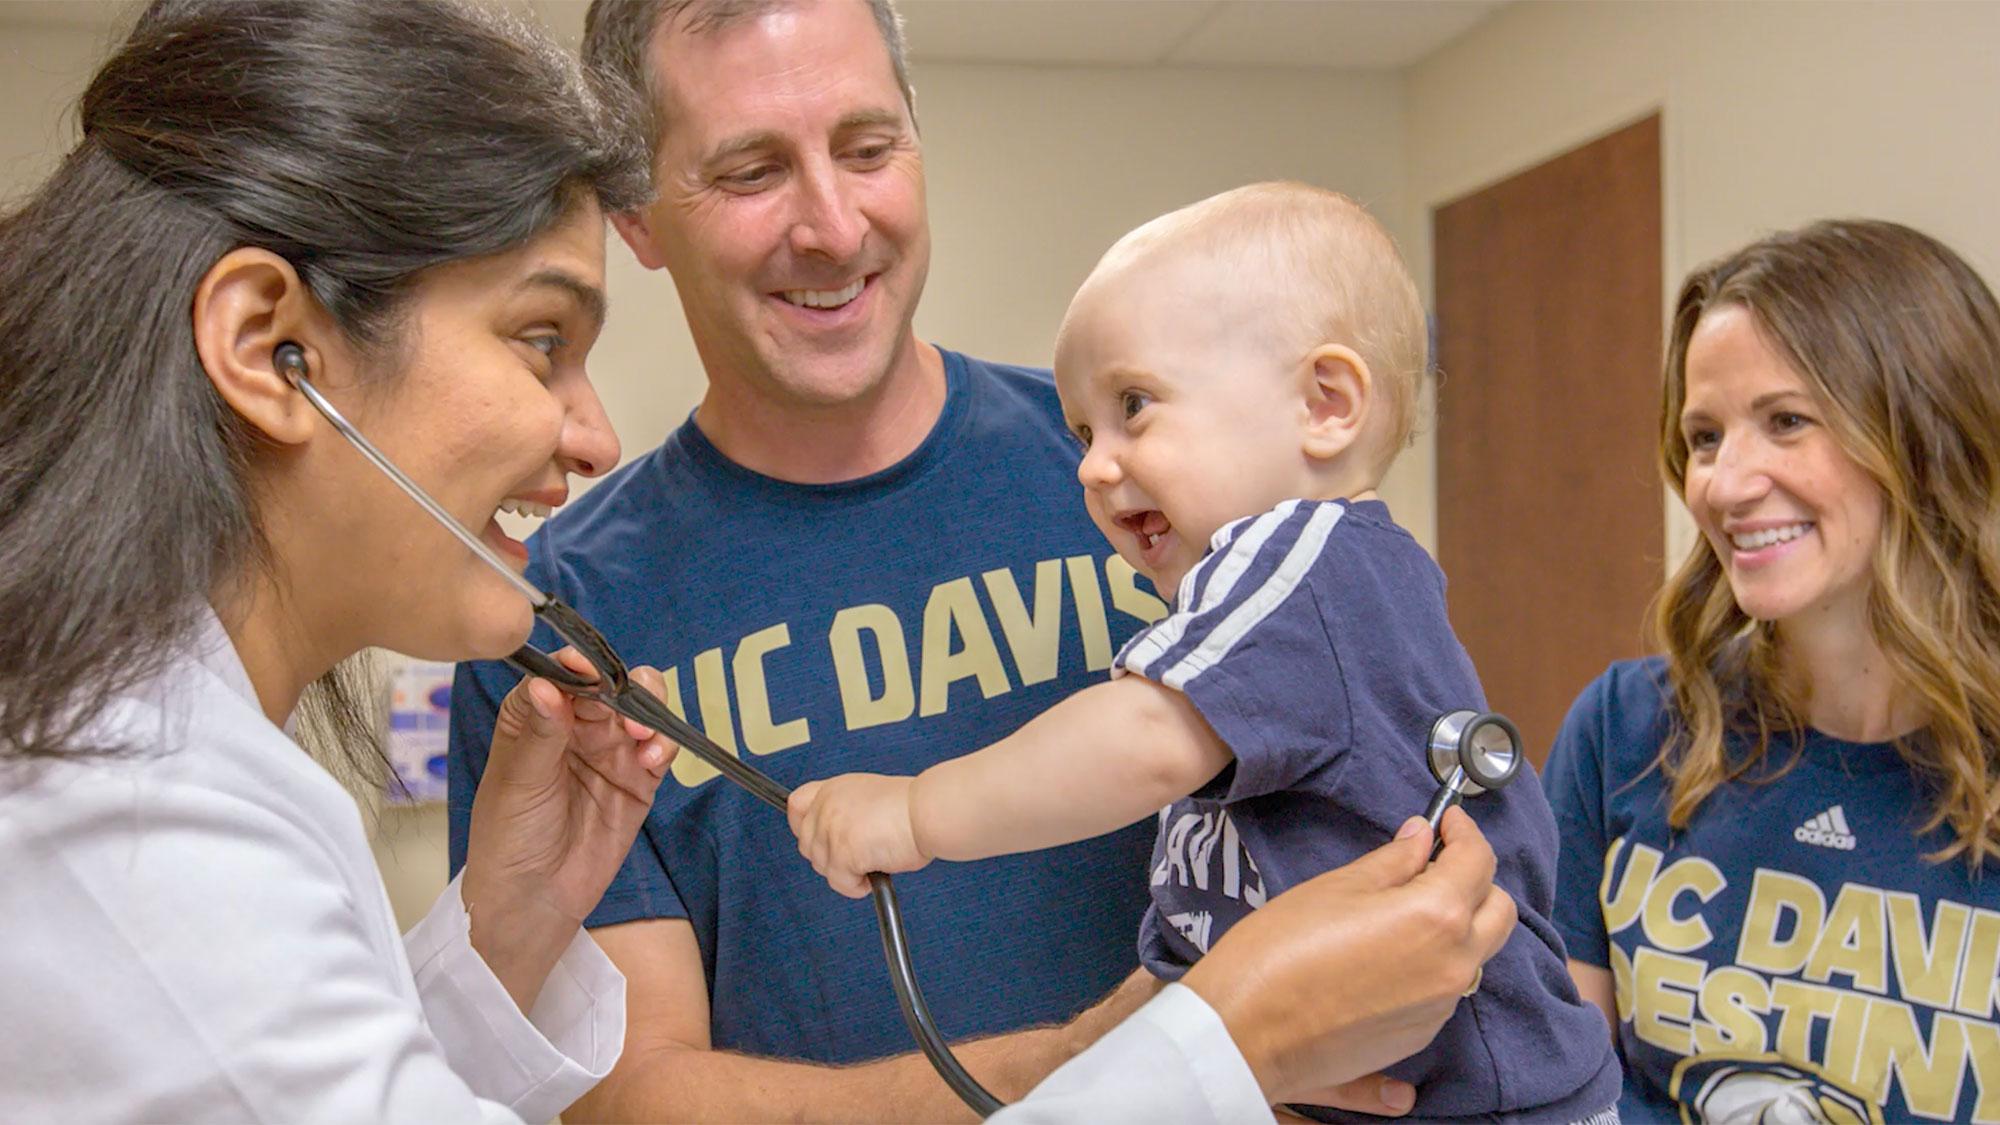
[0,0,649,777]
[1653,218,2000,867]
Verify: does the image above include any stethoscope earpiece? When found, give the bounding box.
[274,341,308,383]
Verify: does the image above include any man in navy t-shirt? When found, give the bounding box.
[446,1,1324,1120]
[451,348,1167,1066]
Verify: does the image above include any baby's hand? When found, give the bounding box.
[787,773,930,899]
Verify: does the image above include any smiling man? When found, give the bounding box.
[445,0,1171,1119]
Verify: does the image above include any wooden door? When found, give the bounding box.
[1433,115,1664,765]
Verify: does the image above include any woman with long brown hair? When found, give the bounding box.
[1545,219,2000,1123]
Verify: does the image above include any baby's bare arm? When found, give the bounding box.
[912,675,1234,862]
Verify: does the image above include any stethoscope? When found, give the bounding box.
[1421,710,1523,857]
[276,341,1524,1118]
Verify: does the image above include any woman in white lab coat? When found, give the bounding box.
[0,1,1516,1121]
[0,0,669,1119]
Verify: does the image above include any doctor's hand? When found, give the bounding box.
[1182,809,1515,1111]
[788,773,931,899]
[461,650,677,1014]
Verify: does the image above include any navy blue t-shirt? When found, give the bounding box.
[1546,658,2000,1124]
[448,350,1161,1063]
[1118,498,1621,1122]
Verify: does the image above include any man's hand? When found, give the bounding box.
[788,772,931,898]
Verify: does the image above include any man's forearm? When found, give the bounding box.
[571,970,1162,1123]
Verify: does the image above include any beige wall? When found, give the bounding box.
[1402,0,2000,565]
[0,21,113,193]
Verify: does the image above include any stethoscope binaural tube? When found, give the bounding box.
[274,342,1007,1118]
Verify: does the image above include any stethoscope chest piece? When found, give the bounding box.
[1426,709,1523,796]
[1421,710,1524,856]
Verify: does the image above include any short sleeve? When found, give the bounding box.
[1116,501,1352,803]
[1541,672,1616,969]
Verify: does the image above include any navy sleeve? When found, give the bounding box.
[1542,669,1615,969]
[1116,501,1351,803]
[446,657,516,877]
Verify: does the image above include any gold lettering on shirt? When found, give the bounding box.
[1818,989,1871,1088]
[1641,855,1727,953]
[1633,945,1706,1054]
[734,623,809,756]
[1592,838,2000,1121]
[1601,837,1662,936]
[647,554,1145,789]
[1857,996,1968,1119]
[1805,884,1890,995]
[1955,1015,2000,1121]
[1886,892,1970,1010]
[1694,965,1770,1054]
[1065,556,1114,671]
[1738,870,1829,976]
[828,604,916,731]
[666,652,745,788]
[983,561,1064,687]
[1769,978,1846,1063]
[918,577,1011,716]
[1106,555,1170,625]
[1955,908,2000,1019]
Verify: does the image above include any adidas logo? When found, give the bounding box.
[1794,805,1856,850]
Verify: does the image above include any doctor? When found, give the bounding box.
[0,1,1511,1121]
[0,0,672,1119]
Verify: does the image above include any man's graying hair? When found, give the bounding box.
[583,0,915,158]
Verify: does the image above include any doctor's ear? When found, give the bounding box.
[191,247,325,447]
[1301,344,1373,461]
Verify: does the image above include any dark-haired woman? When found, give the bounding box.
[0,1,674,1118]
[1545,220,2000,1123]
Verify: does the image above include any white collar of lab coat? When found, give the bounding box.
[190,602,300,738]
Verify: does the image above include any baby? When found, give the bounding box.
[788,183,1621,1123]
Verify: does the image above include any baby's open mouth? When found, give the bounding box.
[1117,509,1172,555]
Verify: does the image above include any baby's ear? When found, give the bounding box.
[1301,344,1372,460]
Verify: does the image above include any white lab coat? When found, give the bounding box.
[998,984,1274,1123]
[0,609,1273,1123]
[0,612,619,1122]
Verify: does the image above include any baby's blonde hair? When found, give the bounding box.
[1093,182,1427,461]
